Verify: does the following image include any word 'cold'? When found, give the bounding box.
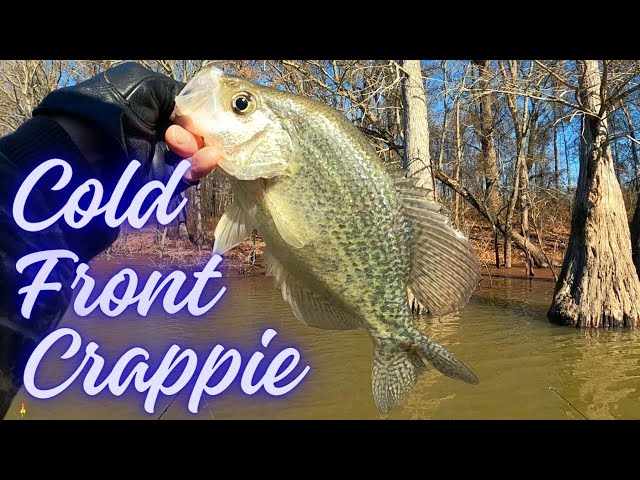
[12,158,191,232]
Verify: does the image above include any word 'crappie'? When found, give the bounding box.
[174,65,482,414]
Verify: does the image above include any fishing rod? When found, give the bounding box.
[548,386,590,420]
[156,393,216,420]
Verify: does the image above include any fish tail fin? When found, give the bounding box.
[372,334,478,414]
[372,342,425,414]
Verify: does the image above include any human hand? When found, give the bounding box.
[164,122,223,184]
[34,61,222,185]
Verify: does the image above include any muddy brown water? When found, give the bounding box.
[5,258,640,420]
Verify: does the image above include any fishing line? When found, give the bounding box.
[203,394,215,420]
[156,394,179,420]
[548,386,590,420]
[156,393,216,420]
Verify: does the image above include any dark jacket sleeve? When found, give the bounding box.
[0,116,120,418]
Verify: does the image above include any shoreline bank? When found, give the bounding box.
[480,266,557,282]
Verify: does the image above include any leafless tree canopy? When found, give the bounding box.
[4,59,640,327]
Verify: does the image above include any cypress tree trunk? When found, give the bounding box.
[548,60,640,328]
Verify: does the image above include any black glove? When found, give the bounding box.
[33,61,187,185]
[0,63,194,419]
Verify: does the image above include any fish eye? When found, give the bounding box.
[231,92,256,115]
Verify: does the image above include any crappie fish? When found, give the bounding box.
[174,64,481,414]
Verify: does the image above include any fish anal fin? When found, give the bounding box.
[265,253,359,330]
[213,201,252,255]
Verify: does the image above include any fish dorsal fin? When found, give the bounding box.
[212,201,252,255]
[263,183,314,249]
[394,173,481,315]
[265,252,360,330]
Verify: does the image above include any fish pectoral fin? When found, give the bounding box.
[265,253,359,330]
[212,201,252,255]
[263,184,314,249]
[395,175,481,315]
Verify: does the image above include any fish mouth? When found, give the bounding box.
[174,63,224,118]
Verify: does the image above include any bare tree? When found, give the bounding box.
[620,99,639,189]
[434,61,450,202]
[0,60,78,134]
[472,60,502,267]
[400,60,435,197]
[433,165,550,267]
[552,102,560,190]
[399,60,435,314]
[498,60,540,275]
[548,60,640,327]
[629,98,640,270]
[453,97,463,226]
